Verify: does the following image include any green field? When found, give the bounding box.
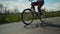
[0,11,60,24]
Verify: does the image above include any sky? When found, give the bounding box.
[0,0,60,12]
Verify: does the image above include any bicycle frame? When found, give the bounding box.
[31,8,41,19]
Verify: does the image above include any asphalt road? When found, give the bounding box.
[0,17,60,34]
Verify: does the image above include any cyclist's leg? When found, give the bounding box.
[37,1,44,16]
[31,2,39,11]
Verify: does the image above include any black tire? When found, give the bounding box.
[40,10,46,22]
[22,9,34,25]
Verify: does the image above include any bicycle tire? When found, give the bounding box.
[22,9,34,25]
[40,10,46,22]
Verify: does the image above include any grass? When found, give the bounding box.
[0,11,60,24]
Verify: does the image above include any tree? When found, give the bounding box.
[14,6,19,13]
[0,4,3,13]
[0,4,9,24]
[0,4,4,24]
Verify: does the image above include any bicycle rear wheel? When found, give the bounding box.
[22,9,34,25]
[40,10,46,22]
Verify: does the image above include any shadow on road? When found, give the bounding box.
[24,23,39,29]
[24,21,60,31]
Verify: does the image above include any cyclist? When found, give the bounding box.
[29,0,44,16]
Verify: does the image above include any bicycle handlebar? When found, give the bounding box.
[29,0,33,2]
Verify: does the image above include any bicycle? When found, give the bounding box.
[21,0,46,25]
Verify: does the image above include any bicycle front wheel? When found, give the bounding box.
[22,9,34,25]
